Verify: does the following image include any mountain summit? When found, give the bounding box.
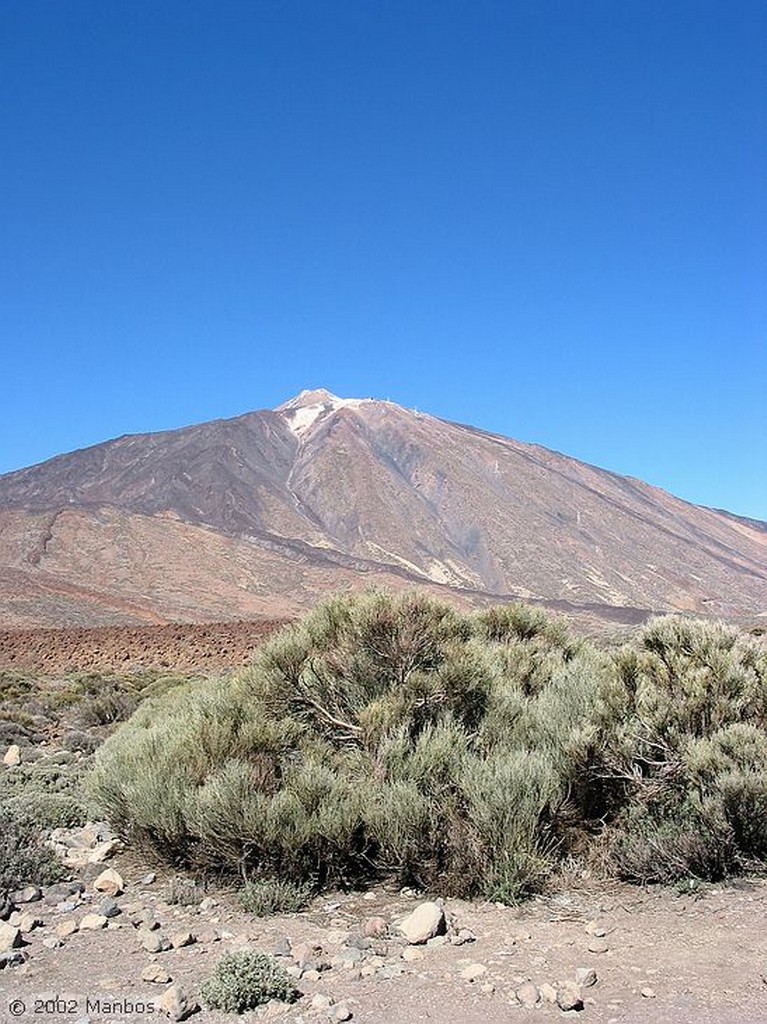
[0,391,764,628]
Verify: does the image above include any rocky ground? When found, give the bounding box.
[1,818,766,1024]
[0,621,287,676]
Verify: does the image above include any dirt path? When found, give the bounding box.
[2,850,765,1024]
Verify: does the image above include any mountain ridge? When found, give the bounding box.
[0,390,764,628]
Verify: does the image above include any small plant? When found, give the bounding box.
[201,950,298,1013]
[166,875,206,906]
[240,878,311,916]
[0,804,65,891]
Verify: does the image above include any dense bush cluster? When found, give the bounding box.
[88,593,767,899]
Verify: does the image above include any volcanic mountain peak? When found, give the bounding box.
[277,388,375,438]
[0,389,765,629]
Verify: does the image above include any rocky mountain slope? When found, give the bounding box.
[0,389,764,627]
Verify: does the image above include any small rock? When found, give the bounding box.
[481,982,496,995]
[334,1006,353,1022]
[557,981,584,1012]
[402,947,424,962]
[18,913,42,934]
[139,930,171,953]
[398,901,446,944]
[195,927,220,944]
[44,881,84,905]
[0,893,14,921]
[450,927,476,946]
[515,982,540,1008]
[141,872,157,885]
[56,920,79,938]
[346,933,371,950]
[13,885,42,904]
[460,962,488,983]
[272,936,292,956]
[93,868,124,897]
[363,916,388,939]
[362,891,378,902]
[426,935,448,948]
[42,935,64,949]
[539,983,558,1003]
[80,914,108,931]
[303,969,321,982]
[641,987,656,999]
[587,938,609,954]
[3,744,21,766]
[584,920,607,937]
[0,923,22,953]
[170,930,196,949]
[198,896,216,911]
[311,993,334,1010]
[0,949,26,969]
[158,983,198,1021]
[575,967,598,988]
[98,897,121,919]
[142,964,172,984]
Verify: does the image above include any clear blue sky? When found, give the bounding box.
[2,0,765,518]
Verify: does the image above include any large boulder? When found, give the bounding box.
[398,902,446,944]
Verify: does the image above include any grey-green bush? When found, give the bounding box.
[201,950,297,1012]
[88,594,767,896]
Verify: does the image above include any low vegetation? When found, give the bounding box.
[0,666,197,890]
[201,950,298,1012]
[86,592,767,901]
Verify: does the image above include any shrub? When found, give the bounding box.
[88,594,767,897]
[201,950,297,1012]
[0,804,65,890]
[240,878,311,916]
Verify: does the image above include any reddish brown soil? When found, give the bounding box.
[0,619,290,675]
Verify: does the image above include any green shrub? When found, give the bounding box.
[88,595,767,897]
[0,804,65,890]
[240,878,311,916]
[201,950,297,1013]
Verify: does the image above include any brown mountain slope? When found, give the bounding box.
[0,389,764,627]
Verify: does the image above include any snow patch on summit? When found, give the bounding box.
[281,392,373,439]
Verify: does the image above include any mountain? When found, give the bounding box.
[0,389,764,628]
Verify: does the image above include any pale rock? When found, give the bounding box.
[515,981,540,1008]
[641,987,656,999]
[18,913,42,933]
[80,914,108,931]
[426,935,448,948]
[311,993,334,1010]
[334,1006,353,1022]
[3,744,21,766]
[43,935,64,949]
[93,868,124,897]
[450,927,476,946]
[142,964,172,984]
[556,981,584,1011]
[402,947,424,962]
[398,901,445,944]
[575,967,598,987]
[56,920,79,937]
[585,920,607,937]
[539,983,558,1003]
[481,982,496,995]
[460,962,488,983]
[170,930,195,949]
[588,937,609,954]
[363,916,388,938]
[362,891,378,901]
[0,923,22,952]
[158,983,198,1021]
[139,930,171,953]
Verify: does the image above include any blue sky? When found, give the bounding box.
[2,0,765,518]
